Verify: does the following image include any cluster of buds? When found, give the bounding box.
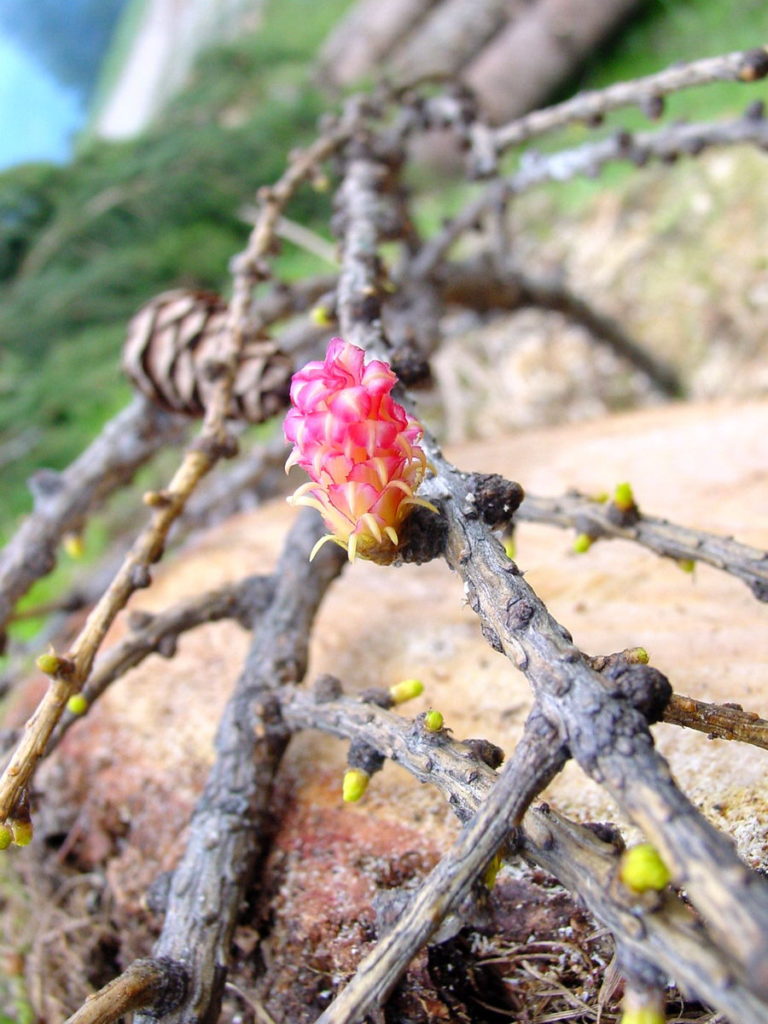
[284,338,435,562]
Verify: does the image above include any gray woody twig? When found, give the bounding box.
[132,510,345,1024]
[314,706,566,1024]
[327,125,768,1018]
[438,257,684,396]
[45,574,275,754]
[518,491,768,601]
[0,397,185,634]
[418,446,768,999]
[277,685,768,1023]
[415,112,768,276]
[494,46,768,150]
[63,957,188,1024]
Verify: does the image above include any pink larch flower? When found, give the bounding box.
[284,337,435,561]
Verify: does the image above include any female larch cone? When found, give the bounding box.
[284,338,435,562]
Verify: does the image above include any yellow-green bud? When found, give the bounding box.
[63,533,84,559]
[483,852,503,889]
[11,820,33,847]
[613,482,636,511]
[573,533,593,554]
[677,558,695,574]
[424,709,444,733]
[66,693,88,716]
[592,490,610,504]
[619,843,671,893]
[389,678,424,705]
[0,825,12,851]
[503,536,516,560]
[312,173,330,193]
[36,652,61,676]
[310,305,334,327]
[627,647,649,664]
[342,769,369,803]
[619,1010,666,1024]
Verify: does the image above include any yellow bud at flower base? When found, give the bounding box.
[424,709,444,732]
[389,678,424,705]
[573,533,593,554]
[11,820,33,847]
[677,558,696,574]
[619,843,671,893]
[342,769,369,803]
[67,693,89,716]
[0,825,12,851]
[503,535,516,560]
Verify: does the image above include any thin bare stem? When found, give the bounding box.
[518,492,768,601]
[132,510,345,1024]
[418,446,768,998]
[663,693,768,750]
[438,257,684,396]
[45,574,274,754]
[494,47,768,151]
[314,707,565,1024]
[63,957,187,1024]
[414,113,768,276]
[0,397,185,633]
[277,685,768,1022]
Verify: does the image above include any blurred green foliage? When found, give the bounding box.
[0,0,350,535]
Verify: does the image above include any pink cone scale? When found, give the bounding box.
[284,338,435,561]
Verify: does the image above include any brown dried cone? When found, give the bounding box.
[122,289,293,422]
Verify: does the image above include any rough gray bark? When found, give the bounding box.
[132,511,345,1024]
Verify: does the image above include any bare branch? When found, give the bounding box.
[45,574,274,754]
[278,686,768,1022]
[0,112,356,828]
[494,47,768,150]
[521,807,768,1024]
[0,397,185,634]
[418,448,768,998]
[132,511,345,1024]
[414,112,768,276]
[63,957,187,1024]
[518,491,768,601]
[438,257,684,395]
[179,431,291,531]
[663,693,768,750]
[314,706,566,1024]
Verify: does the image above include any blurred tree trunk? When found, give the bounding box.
[465,0,642,122]
[315,0,440,88]
[317,0,642,122]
